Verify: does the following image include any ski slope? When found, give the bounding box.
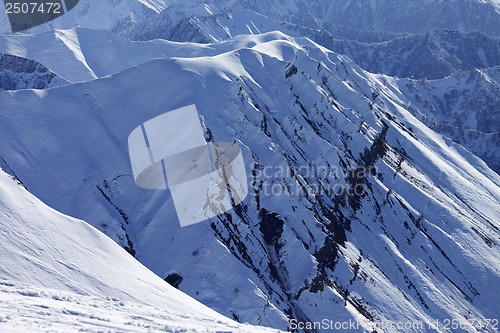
[0,169,281,333]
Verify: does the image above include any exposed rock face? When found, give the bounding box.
[0,53,67,91]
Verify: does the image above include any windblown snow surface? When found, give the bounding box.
[0,169,282,333]
[0,27,498,333]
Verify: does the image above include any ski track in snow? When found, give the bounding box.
[0,169,281,333]
[0,281,280,333]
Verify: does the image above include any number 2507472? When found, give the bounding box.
[5,2,62,15]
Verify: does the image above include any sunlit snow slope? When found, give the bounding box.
[0,169,280,333]
[0,29,498,332]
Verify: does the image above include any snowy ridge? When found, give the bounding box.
[0,27,223,82]
[0,27,298,81]
[0,29,98,82]
[3,15,498,82]
[2,26,497,173]
[0,169,281,332]
[0,31,498,332]
[126,4,500,79]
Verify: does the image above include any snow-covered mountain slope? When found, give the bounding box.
[0,0,167,34]
[397,66,500,173]
[1,31,499,332]
[126,4,500,79]
[2,1,498,81]
[113,3,500,170]
[0,168,281,332]
[0,281,282,333]
[127,4,286,42]
[0,53,68,91]
[3,11,497,83]
[0,29,99,82]
[0,27,247,83]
